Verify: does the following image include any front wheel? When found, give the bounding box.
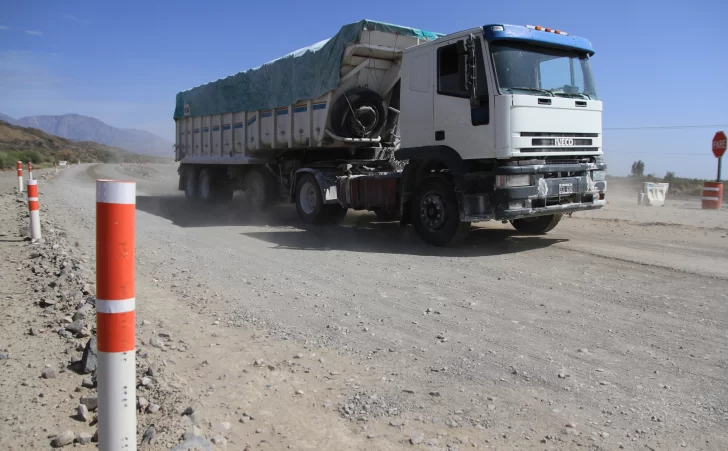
[511,214,563,234]
[411,177,470,246]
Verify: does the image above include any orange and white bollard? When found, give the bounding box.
[702,182,723,209]
[96,180,136,450]
[17,161,23,193]
[26,179,41,240]
[27,161,33,180]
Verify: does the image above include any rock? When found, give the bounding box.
[211,435,227,445]
[146,403,160,413]
[138,397,150,410]
[147,363,158,377]
[600,431,610,438]
[295,389,304,395]
[140,377,152,386]
[142,320,151,326]
[565,423,577,428]
[183,406,195,416]
[29,327,40,336]
[42,368,57,379]
[149,336,164,348]
[429,391,440,397]
[80,394,98,411]
[0,352,10,360]
[410,434,425,445]
[76,432,92,445]
[80,337,97,374]
[40,297,57,307]
[558,373,566,378]
[77,404,91,422]
[51,430,75,447]
[81,377,94,389]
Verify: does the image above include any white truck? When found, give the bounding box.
[174,20,606,245]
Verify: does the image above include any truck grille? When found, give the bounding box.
[520,132,598,137]
[521,147,595,153]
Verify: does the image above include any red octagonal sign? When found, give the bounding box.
[713,131,727,158]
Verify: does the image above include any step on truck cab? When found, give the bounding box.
[174,20,606,246]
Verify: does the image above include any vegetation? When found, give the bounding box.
[0,120,168,170]
[622,161,710,197]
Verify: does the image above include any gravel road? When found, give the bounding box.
[1,163,727,450]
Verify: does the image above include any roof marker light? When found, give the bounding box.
[492,25,504,32]
[526,25,569,36]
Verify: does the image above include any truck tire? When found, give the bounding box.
[198,168,233,204]
[184,166,199,200]
[296,174,346,224]
[411,177,470,246]
[198,168,215,203]
[244,168,275,211]
[331,88,387,138]
[511,214,563,234]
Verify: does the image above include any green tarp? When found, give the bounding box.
[174,20,441,119]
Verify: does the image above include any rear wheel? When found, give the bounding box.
[411,177,470,246]
[198,169,214,203]
[244,168,275,210]
[184,167,199,200]
[511,214,563,234]
[296,174,346,224]
[198,168,233,204]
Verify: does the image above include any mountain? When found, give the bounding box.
[15,114,173,157]
[0,113,18,126]
[0,120,166,169]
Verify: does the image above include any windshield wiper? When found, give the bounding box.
[553,92,592,100]
[503,87,554,96]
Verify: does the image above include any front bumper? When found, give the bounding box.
[493,162,607,220]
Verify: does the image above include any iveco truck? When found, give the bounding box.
[174,20,606,245]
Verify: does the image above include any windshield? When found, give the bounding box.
[490,41,598,100]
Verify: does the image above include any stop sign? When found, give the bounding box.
[713,131,727,158]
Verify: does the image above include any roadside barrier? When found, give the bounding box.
[702,182,723,209]
[28,161,33,180]
[638,182,669,207]
[96,180,137,450]
[26,180,41,240]
[17,161,23,193]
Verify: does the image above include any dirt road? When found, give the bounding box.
[1,163,727,450]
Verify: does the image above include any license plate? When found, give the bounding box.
[559,183,573,195]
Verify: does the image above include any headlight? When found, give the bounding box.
[496,174,531,188]
[591,170,606,181]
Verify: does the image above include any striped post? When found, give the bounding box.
[28,161,33,180]
[26,180,41,240]
[17,161,23,193]
[702,182,723,209]
[96,180,136,450]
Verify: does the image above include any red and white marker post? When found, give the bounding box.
[27,161,33,180]
[17,161,23,193]
[704,131,727,209]
[96,180,137,450]
[26,180,41,240]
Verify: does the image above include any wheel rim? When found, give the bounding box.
[419,191,447,232]
[299,181,318,215]
[199,173,210,200]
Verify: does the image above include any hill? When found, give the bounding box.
[13,113,173,157]
[0,120,165,169]
[0,113,18,126]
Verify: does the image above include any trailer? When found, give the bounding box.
[174,19,606,245]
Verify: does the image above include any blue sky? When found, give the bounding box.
[1,0,727,178]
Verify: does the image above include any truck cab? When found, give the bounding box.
[395,24,606,243]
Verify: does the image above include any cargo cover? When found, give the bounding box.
[173,20,441,119]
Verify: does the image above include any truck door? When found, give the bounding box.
[433,35,495,160]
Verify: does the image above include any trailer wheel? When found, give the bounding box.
[244,168,275,211]
[411,177,470,246]
[331,88,387,138]
[511,214,563,234]
[184,166,199,200]
[198,169,216,203]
